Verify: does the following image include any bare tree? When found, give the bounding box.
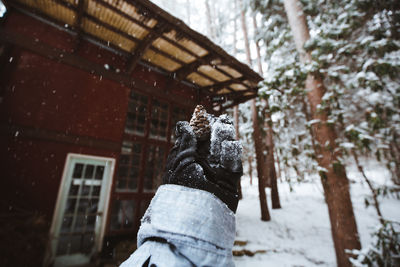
[283,0,361,265]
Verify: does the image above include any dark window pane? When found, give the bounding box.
[77,199,88,213]
[69,184,79,196]
[74,215,85,231]
[144,145,165,192]
[82,234,95,254]
[65,198,77,214]
[133,144,141,153]
[116,142,141,192]
[84,165,94,179]
[119,155,130,165]
[73,163,83,178]
[60,215,73,233]
[125,91,148,136]
[92,186,101,197]
[86,216,96,231]
[56,235,69,255]
[81,184,91,196]
[118,166,128,178]
[87,199,98,214]
[128,179,137,190]
[68,235,81,254]
[94,165,104,180]
[117,179,127,189]
[150,99,168,140]
[110,200,136,230]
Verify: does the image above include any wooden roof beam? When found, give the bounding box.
[73,0,85,51]
[221,94,257,110]
[202,76,247,92]
[218,89,255,99]
[84,13,141,43]
[173,53,215,81]
[93,0,154,31]
[126,23,169,73]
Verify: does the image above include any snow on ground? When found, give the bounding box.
[234,160,400,267]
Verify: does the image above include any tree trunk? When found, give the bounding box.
[301,96,317,152]
[233,0,238,56]
[186,0,191,25]
[253,16,282,209]
[248,155,253,185]
[205,0,216,40]
[283,0,361,265]
[252,99,271,221]
[232,1,242,199]
[266,123,281,209]
[275,148,282,182]
[389,131,400,185]
[241,0,270,220]
[252,17,263,74]
[240,0,251,65]
[234,105,242,199]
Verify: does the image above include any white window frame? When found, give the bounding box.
[44,153,115,266]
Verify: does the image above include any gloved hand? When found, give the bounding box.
[162,116,243,212]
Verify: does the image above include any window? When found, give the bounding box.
[109,200,136,230]
[143,145,166,192]
[150,99,168,140]
[124,91,148,136]
[111,88,193,233]
[116,141,141,192]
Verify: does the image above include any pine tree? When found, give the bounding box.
[283,0,361,265]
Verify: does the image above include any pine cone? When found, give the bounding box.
[189,105,211,140]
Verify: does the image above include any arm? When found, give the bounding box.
[121,114,242,267]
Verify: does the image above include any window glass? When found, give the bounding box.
[116,141,141,192]
[143,145,166,192]
[150,99,169,140]
[124,91,148,136]
[110,200,136,230]
[57,162,102,255]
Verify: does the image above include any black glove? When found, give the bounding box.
[163,118,243,212]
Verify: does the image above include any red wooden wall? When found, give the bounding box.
[0,10,198,262]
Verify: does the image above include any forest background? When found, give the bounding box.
[151,0,400,266]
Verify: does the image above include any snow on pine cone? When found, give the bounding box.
[189,105,211,140]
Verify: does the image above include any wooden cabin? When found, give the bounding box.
[0,0,262,266]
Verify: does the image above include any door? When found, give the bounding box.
[47,154,115,267]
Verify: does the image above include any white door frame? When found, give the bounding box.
[44,153,115,266]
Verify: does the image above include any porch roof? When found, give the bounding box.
[5,0,262,110]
